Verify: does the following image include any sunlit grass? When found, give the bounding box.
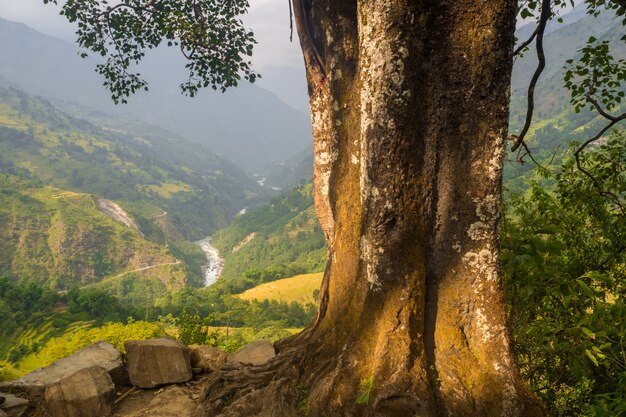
[238,272,323,304]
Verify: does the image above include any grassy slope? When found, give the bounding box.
[0,174,189,292]
[212,184,327,292]
[0,86,258,241]
[238,272,323,304]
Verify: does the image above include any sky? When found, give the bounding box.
[0,0,304,70]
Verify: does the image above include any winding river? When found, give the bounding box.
[195,236,224,287]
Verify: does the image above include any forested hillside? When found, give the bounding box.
[0,86,259,240]
[506,9,626,192]
[0,174,193,292]
[211,184,326,293]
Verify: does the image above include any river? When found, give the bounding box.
[195,236,224,287]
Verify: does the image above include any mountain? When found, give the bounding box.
[511,8,624,118]
[0,174,192,293]
[0,86,261,241]
[0,17,312,173]
[255,65,310,114]
[260,144,314,190]
[506,8,626,192]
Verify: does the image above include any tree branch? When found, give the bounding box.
[573,97,626,213]
[291,0,326,83]
[288,0,294,42]
[511,0,551,152]
[514,26,538,57]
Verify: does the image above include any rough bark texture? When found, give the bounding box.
[201,1,545,416]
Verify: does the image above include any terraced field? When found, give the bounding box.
[238,273,323,304]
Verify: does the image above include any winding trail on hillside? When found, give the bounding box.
[66,260,183,293]
[109,260,182,279]
[152,210,168,219]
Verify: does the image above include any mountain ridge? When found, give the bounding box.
[0,17,312,173]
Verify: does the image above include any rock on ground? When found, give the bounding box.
[0,342,124,400]
[188,346,225,372]
[227,341,276,366]
[44,366,115,417]
[125,338,192,388]
[0,393,29,417]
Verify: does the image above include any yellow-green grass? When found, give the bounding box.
[238,272,323,304]
[144,181,192,199]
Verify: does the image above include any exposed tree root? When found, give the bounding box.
[197,331,431,417]
[198,341,305,417]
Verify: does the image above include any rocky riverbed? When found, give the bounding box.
[195,237,223,287]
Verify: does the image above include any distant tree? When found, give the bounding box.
[47,0,626,415]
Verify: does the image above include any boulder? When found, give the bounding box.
[227,341,276,366]
[188,345,226,372]
[44,366,114,417]
[0,393,29,417]
[124,338,192,388]
[0,341,124,400]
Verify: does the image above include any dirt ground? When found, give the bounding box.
[113,379,207,417]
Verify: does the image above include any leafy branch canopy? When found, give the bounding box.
[44,0,258,103]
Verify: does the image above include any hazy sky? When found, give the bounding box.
[0,0,304,70]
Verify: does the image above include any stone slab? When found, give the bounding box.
[125,338,192,388]
[44,366,114,417]
[0,342,124,400]
[227,341,275,366]
[0,392,29,417]
[188,345,226,372]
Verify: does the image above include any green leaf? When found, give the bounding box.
[576,279,595,299]
[585,348,599,366]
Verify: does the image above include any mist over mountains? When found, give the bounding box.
[0,17,312,174]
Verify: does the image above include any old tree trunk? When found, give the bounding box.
[202,1,544,416]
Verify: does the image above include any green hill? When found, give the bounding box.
[0,17,313,174]
[0,86,259,241]
[211,184,327,293]
[506,10,626,192]
[0,174,193,294]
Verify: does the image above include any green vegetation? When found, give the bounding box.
[0,86,257,241]
[0,103,325,377]
[0,174,189,293]
[171,308,298,353]
[503,136,626,416]
[0,276,144,375]
[505,10,626,196]
[156,285,317,330]
[15,321,165,375]
[355,375,374,406]
[0,274,316,380]
[212,184,327,293]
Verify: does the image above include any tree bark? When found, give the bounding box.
[202,1,545,416]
